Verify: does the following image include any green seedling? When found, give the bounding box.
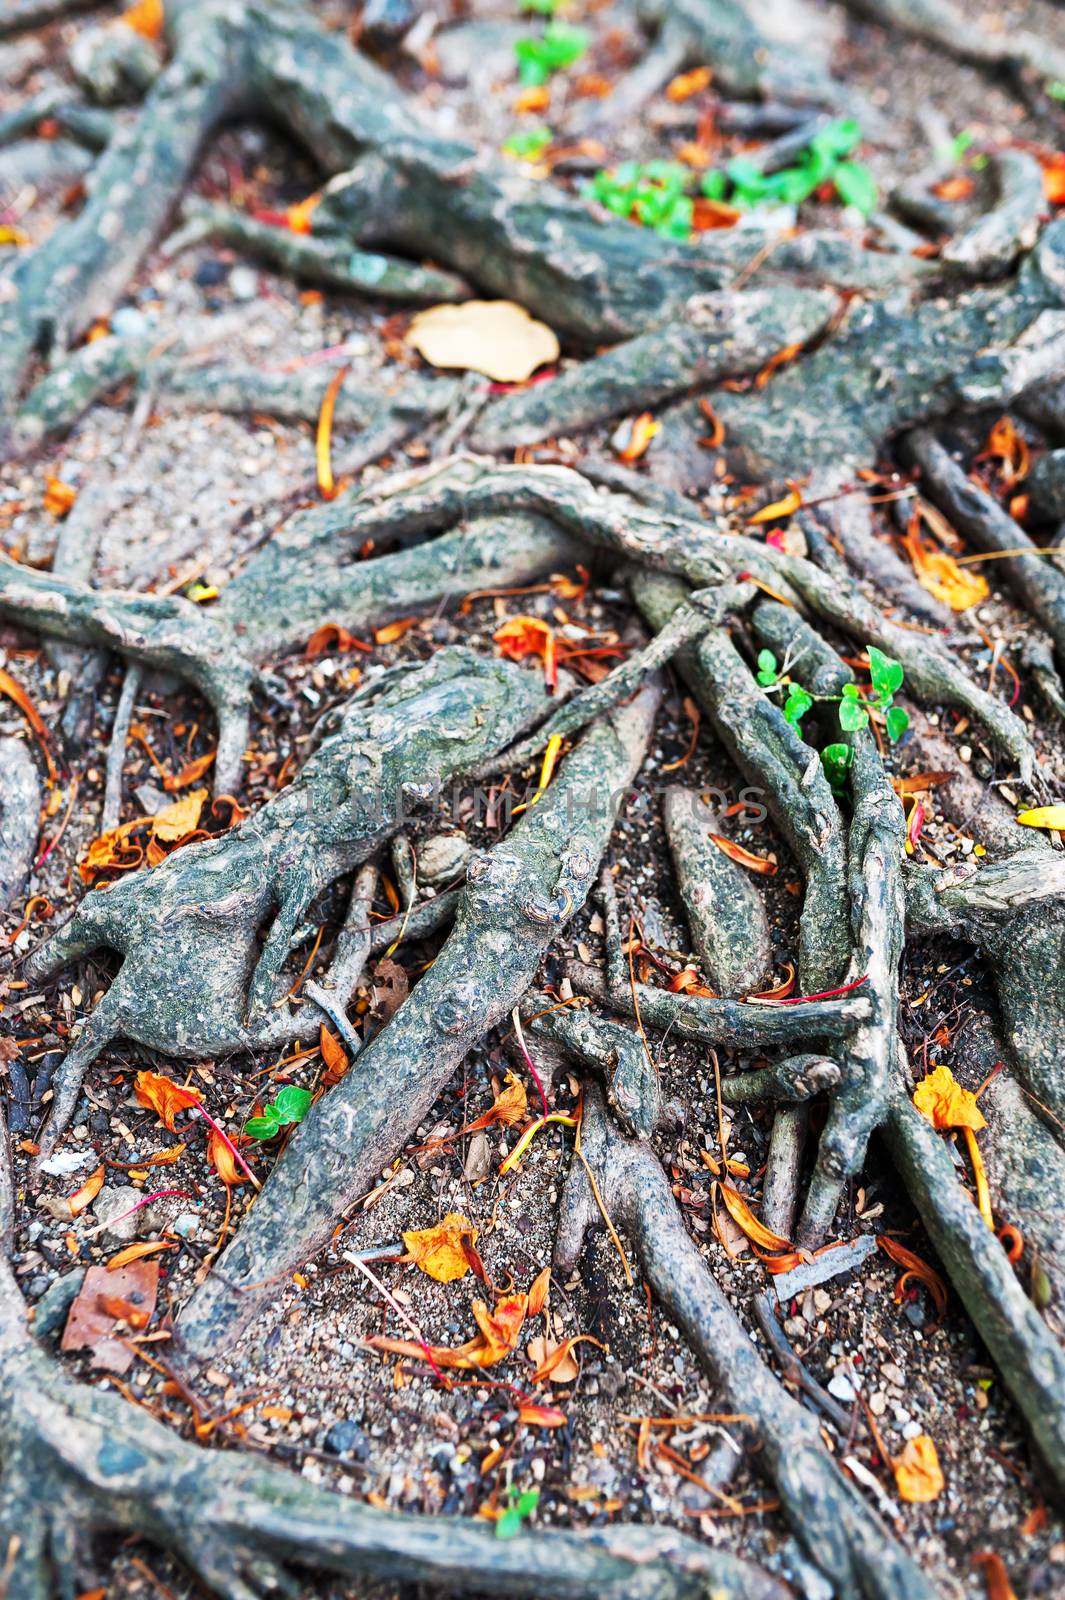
[244,1084,313,1140]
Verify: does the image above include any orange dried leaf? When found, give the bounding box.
[972,1552,1019,1600]
[708,833,777,875]
[305,623,371,657]
[527,1265,551,1318]
[902,510,989,612]
[403,1212,479,1282]
[529,1332,603,1384]
[374,617,419,646]
[208,1127,248,1186]
[697,400,725,448]
[68,1164,104,1217]
[493,616,557,690]
[319,1023,350,1087]
[151,787,207,843]
[748,487,802,525]
[316,364,349,502]
[615,412,659,462]
[135,1069,203,1131]
[286,192,320,234]
[665,65,712,102]
[878,1235,948,1320]
[518,1401,567,1428]
[894,1434,944,1503]
[163,750,216,791]
[0,666,57,780]
[514,86,551,114]
[369,1289,530,1370]
[106,1239,175,1269]
[1042,161,1065,205]
[43,474,77,517]
[719,1184,792,1252]
[932,174,974,201]
[913,1063,986,1132]
[121,0,165,40]
[754,342,802,388]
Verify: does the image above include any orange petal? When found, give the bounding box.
[708,834,777,875]
[718,1184,792,1252]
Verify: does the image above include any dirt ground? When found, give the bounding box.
[3,2,1065,1597]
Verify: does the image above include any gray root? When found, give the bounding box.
[662,783,772,997]
[521,992,673,1140]
[0,740,40,914]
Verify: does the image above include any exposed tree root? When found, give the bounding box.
[522,990,678,1140]
[554,1084,937,1600]
[25,649,549,1158]
[840,0,1065,85]
[175,683,661,1365]
[662,783,772,997]
[0,740,40,915]
[0,1113,786,1600]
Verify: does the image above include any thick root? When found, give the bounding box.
[0,740,40,915]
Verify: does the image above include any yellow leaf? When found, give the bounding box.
[107,1239,175,1269]
[151,787,207,843]
[1016,805,1065,831]
[902,512,989,613]
[718,1184,792,1252]
[407,301,559,384]
[43,474,77,517]
[0,224,30,247]
[615,412,659,462]
[748,487,802,525]
[122,0,165,39]
[913,1063,986,1132]
[135,1069,202,1131]
[894,1435,944,1503]
[403,1212,478,1282]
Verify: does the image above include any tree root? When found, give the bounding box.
[939,150,1045,278]
[840,0,1065,85]
[0,0,98,37]
[175,682,661,1366]
[470,287,837,452]
[719,1055,842,1105]
[25,649,550,1158]
[554,1083,938,1600]
[0,1114,786,1600]
[0,740,40,916]
[662,783,772,997]
[521,990,678,1140]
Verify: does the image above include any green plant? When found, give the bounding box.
[821,742,853,796]
[502,126,553,160]
[244,1084,313,1140]
[754,644,909,782]
[586,161,694,239]
[702,118,877,217]
[514,21,587,86]
[496,1486,540,1539]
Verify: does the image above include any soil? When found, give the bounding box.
[2,2,1065,1598]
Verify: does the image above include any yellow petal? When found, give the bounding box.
[1017,806,1065,830]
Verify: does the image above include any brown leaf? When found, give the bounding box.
[38,1164,104,1221]
[408,301,559,384]
[151,786,207,843]
[60,1260,159,1373]
[527,1265,551,1318]
[372,957,409,1022]
[163,751,216,791]
[320,1023,350,1087]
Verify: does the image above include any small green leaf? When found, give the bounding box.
[885,705,910,744]
[519,0,561,12]
[867,645,904,704]
[274,1085,312,1124]
[700,169,727,201]
[833,160,877,216]
[821,741,852,794]
[841,682,861,700]
[514,1489,540,1517]
[502,127,553,159]
[495,1508,524,1540]
[810,118,861,161]
[784,685,813,727]
[756,648,778,687]
[725,157,769,199]
[244,1112,282,1140]
[1048,81,1065,102]
[838,697,869,733]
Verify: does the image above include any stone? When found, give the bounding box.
[92,1184,141,1241]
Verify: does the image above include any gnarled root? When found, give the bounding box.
[554,1084,937,1600]
[175,682,662,1366]
[25,649,550,1158]
[0,740,40,916]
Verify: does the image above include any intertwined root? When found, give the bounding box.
[25,649,549,1157]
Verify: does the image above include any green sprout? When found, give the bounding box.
[586,161,693,239]
[821,742,853,796]
[755,643,908,795]
[502,126,553,160]
[514,21,587,86]
[496,1486,540,1540]
[244,1084,313,1141]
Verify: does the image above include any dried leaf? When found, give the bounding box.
[163,750,216,791]
[913,1063,986,1132]
[718,1184,792,1252]
[748,487,802,525]
[708,833,777,875]
[665,65,712,101]
[369,1289,530,1370]
[305,623,371,657]
[286,192,320,234]
[932,174,974,201]
[527,1265,551,1317]
[614,412,659,462]
[403,1212,479,1282]
[972,1552,1019,1600]
[528,1332,602,1384]
[61,1260,159,1374]
[121,0,165,40]
[878,1235,948,1321]
[0,666,57,780]
[39,1164,104,1221]
[372,956,410,1022]
[43,474,77,516]
[316,363,349,502]
[754,341,802,388]
[407,301,559,383]
[517,1401,567,1428]
[1016,805,1065,831]
[208,1127,248,1186]
[894,1434,944,1503]
[151,786,207,842]
[493,615,558,690]
[465,1071,529,1132]
[902,510,989,612]
[697,400,725,449]
[1044,162,1065,205]
[978,417,1030,485]
[320,1023,350,1087]
[106,1239,175,1269]
[135,1069,203,1131]
[374,617,419,646]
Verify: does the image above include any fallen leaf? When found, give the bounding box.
[316,363,349,502]
[894,1434,944,1503]
[38,1164,104,1221]
[464,1071,529,1133]
[305,623,371,657]
[527,1265,551,1317]
[163,750,216,791]
[878,1235,948,1320]
[121,0,165,39]
[43,474,77,517]
[135,1069,203,1131]
[0,667,57,780]
[369,1288,531,1370]
[665,65,712,101]
[913,1063,986,1132]
[286,192,320,234]
[708,834,777,875]
[977,417,1029,485]
[320,1023,350,1087]
[1042,160,1065,205]
[374,617,419,646]
[755,341,802,388]
[932,174,974,201]
[528,1332,603,1384]
[1016,805,1065,831]
[151,786,207,842]
[372,956,410,1021]
[697,400,725,449]
[718,1184,792,1252]
[902,509,989,612]
[61,1260,159,1373]
[748,487,802,525]
[403,1212,479,1282]
[493,615,558,690]
[208,1128,248,1186]
[407,301,559,384]
[0,224,30,247]
[614,412,659,462]
[106,1239,175,1269]
[972,1553,1018,1600]
[517,1401,567,1428]
[691,196,741,230]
